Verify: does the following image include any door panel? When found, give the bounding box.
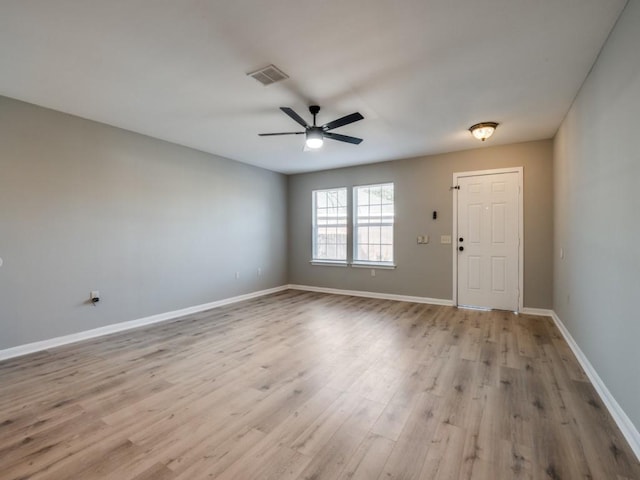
[457,171,519,310]
[491,181,506,193]
[468,256,481,290]
[468,204,482,242]
[491,256,506,292]
[491,203,506,243]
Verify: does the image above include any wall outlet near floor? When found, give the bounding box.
[371,269,376,277]
[257,267,262,277]
[235,272,240,280]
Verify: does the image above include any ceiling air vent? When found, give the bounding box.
[247,64,289,86]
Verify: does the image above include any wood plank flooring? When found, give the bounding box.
[1,290,639,479]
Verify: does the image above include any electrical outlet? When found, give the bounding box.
[90,290,100,305]
[371,269,376,277]
[235,272,240,280]
[257,267,262,277]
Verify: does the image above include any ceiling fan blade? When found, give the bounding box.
[258,131,305,136]
[324,132,363,145]
[280,107,309,128]
[322,112,364,131]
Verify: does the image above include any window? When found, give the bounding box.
[354,183,394,264]
[312,188,348,262]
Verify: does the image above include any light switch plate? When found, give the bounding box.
[441,235,452,244]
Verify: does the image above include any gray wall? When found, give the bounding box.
[288,140,553,308]
[554,0,640,431]
[0,96,287,349]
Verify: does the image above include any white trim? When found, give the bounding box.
[312,186,349,262]
[353,182,395,266]
[452,167,523,178]
[350,262,396,269]
[452,166,524,312]
[520,307,554,316]
[310,260,349,267]
[288,284,453,306]
[0,285,289,361]
[452,177,458,307]
[550,311,640,461]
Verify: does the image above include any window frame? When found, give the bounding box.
[352,182,395,267]
[311,186,349,264]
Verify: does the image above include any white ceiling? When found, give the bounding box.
[0,0,626,174]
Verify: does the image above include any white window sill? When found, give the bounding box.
[350,262,396,270]
[310,260,349,267]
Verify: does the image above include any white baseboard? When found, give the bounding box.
[288,284,454,306]
[550,311,640,461]
[0,285,289,361]
[520,307,554,316]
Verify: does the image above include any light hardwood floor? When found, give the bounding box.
[1,290,639,479]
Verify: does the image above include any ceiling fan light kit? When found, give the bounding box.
[469,122,499,141]
[305,128,324,149]
[259,105,363,150]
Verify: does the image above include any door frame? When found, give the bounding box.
[452,166,524,312]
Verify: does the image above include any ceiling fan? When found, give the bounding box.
[259,105,364,150]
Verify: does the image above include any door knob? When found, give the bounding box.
[459,246,464,252]
[459,237,464,242]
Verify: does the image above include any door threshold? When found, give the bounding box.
[457,304,518,313]
[457,305,493,311]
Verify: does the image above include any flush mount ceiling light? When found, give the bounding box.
[469,122,499,141]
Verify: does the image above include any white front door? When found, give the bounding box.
[455,170,520,311]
